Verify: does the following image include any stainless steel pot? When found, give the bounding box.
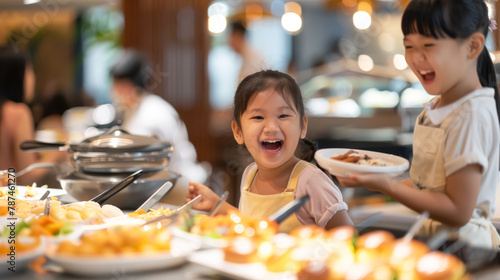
[57,168,180,209]
[21,126,173,173]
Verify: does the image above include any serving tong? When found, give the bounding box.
[42,170,143,218]
[208,191,229,217]
[136,181,174,212]
[268,194,310,224]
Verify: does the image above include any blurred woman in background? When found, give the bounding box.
[110,49,210,184]
[0,46,64,186]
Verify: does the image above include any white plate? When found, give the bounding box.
[0,186,66,200]
[188,249,296,280]
[315,148,409,177]
[172,227,228,249]
[47,237,196,276]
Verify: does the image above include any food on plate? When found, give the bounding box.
[415,251,466,280]
[34,201,123,223]
[0,182,48,199]
[0,236,42,254]
[127,206,175,221]
[55,226,171,257]
[331,150,392,166]
[384,239,430,278]
[0,197,60,218]
[355,230,395,263]
[1,215,73,237]
[263,234,299,272]
[290,224,325,240]
[183,210,278,240]
[342,262,394,280]
[296,259,329,280]
[223,236,262,263]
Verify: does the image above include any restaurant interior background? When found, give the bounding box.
[1,0,499,205]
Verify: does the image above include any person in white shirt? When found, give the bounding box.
[228,21,266,83]
[110,49,208,184]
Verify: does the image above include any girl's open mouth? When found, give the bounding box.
[261,140,283,152]
[420,70,435,81]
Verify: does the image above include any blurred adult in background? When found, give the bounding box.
[110,49,209,184]
[228,21,265,83]
[0,46,65,186]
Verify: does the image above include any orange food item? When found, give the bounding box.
[223,236,261,263]
[190,210,278,240]
[415,251,466,280]
[17,215,72,237]
[0,237,41,254]
[56,226,171,257]
[330,150,366,163]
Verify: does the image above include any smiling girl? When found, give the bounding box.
[338,0,500,249]
[187,70,352,232]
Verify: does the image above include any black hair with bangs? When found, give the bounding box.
[402,0,500,122]
[232,69,304,129]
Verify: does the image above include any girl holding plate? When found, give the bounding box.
[338,0,500,249]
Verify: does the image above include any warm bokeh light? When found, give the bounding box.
[353,11,371,30]
[393,54,408,70]
[208,14,227,34]
[358,1,373,14]
[208,2,229,17]
[342,0,357,8]
[284,1,302,15]
[281,12,302,33]
[358,54,374,71]
[246,4,263,21]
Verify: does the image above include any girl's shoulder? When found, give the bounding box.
[298,162,335,185]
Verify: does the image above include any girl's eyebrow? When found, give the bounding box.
[247,106,295,114]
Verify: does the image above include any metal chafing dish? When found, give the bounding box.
[20,126,179,209]
[21,126,173,173]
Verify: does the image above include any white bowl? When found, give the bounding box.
[315,148,409,177]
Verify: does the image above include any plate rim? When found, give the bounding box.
[314,148,409,176]
[46,237,194,275]
[188,248,296,280]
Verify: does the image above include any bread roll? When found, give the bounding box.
[415,251,466,280]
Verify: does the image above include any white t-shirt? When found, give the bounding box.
[238,45,266,82]
[121,94,207,183]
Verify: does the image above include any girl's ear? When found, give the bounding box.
[300,115,308,139]
[231,120,245,145]
[467,32,485,60]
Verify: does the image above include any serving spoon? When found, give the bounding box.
[403,210,429,242]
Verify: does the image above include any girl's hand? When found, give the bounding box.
[186,182,220,212]
[337,173,396,194]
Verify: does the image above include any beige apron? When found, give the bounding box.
[411,119,500,249]
[239,161,311,233]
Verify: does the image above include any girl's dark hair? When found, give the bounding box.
[232,70,318,162]
[402,0,500,121]
[233,69,305,128]
[0,46,28,105]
